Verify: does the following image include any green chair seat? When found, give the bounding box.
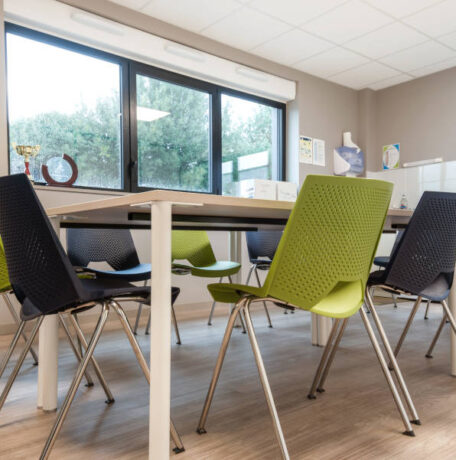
[208,279,363,319]
[189,261,240,278]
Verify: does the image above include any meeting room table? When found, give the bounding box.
[41,189,437,460]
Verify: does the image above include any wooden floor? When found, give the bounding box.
[1,299,456,459]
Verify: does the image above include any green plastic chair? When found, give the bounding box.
[197,175,419,459]
[0,238,39,375]
[171,230,242,327]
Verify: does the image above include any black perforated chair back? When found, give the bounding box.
[246,231,282,263]
[0,174,84,317]
[385,191,456,300]
[67,228,140,271]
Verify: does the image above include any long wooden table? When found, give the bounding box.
[44,190,416,460]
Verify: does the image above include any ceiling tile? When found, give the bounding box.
[364,0,441,18]
[344,22,428,59]
[109,0,151,9]
[437,30,456,50]
[301,0,393,44]
[249,0,347,27]
[404,0,456,37]
[293,47,369,78]
[252,29,333,65]
[379,41,456,72]
[140,0,241,33]
[201,6,291,50]
[409,57,456,77]
[328,62,400,89]
[368,74,413,90]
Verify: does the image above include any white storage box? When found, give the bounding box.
[237,179,277,200]
[277,181,298,202]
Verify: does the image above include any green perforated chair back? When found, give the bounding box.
[0,238,12,293]
[172,231,217,267]
[261,175,392,310]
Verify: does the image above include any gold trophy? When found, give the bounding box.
[12,143,40,182]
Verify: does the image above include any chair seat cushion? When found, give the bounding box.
[373,256,390,268]
[83,263,151,282]
[175,260,241,278]
[250,259,272,270]
[20,278,179,321]
[208,280,363,319]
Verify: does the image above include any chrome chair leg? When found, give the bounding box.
[424,300,430,320]
[69,312,115,404]
[109,301,185,453]
[392,296,423,362]
[0,320,26,381]
[254,267,273,328]
[2,293,39,364]
[245,265,255,285]
[58,313,94,387]
[171,304,182,345]
[426,312,447,358]
[208,277,223,326]
[243,300,290,460]
[440,299,456,335]
[307,318,340,399]
[0,316,44,411]
[133,280,148,335]
[40,304,110,460]
[317,318,349,394]
[365,289,420,425]
[392,293,398,308]
[359,307,415,436]
[197,298,246,434]
[145,310,151,335]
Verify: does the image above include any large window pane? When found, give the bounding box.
[136,74,210,192]
[222,94,280,196]
[6,33,123,189]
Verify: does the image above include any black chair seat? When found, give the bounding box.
[373,256,389,268]
[250,259,272,270]
[84,263,151,282]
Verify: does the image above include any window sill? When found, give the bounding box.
[33,184,129,197]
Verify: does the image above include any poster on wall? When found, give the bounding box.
[383,143,400,169]
[299,136,313,164]
[312,138,326,167]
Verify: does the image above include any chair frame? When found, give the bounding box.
[197,287,419,459]
[0,297,185,459]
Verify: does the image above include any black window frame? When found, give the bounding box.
[5,22,286,195]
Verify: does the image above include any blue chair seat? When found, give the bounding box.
[83,263,151,282]
[373,256,390,268]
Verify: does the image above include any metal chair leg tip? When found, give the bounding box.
[145,332,149,335]
[85,382,95,388]
[173,447,185,454]
[33,361,39,366]
[176,341,182,345]
[307,394,316,400]
[425,354,433,359]
[105,398,115,405]
[424,316,429,320]
[207,322,212,326]
[403,430,415,437]
[268,325,273,328]
[196,428,207,435]
[316,388,325,393]
[411,419,421,425]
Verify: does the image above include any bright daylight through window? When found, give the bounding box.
[5,24,285,193]
[6,32,123,189]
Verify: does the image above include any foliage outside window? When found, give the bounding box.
[5,24,285,193]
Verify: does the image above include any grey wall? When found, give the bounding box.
[372,67,456,171]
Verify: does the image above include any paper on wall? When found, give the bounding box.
[312,138,325,167]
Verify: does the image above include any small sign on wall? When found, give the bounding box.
[383,143,400,169]
[312,138,326,167]
[299,136,313,164]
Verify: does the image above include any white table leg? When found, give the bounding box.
[449,284,456,376]
[149,201,172,460]
[229,231,242,326]
[37,216,60,411]
[312,314,331,347]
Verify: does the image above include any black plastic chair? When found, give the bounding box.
[0,174,184,459]
[368,191,456,361]
[67,227,182,344]
[245,230,284,325]
[372,231,404,308]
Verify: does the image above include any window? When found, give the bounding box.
[5,23,285,193]
[6,29,125,190]
[221,93,282,196]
